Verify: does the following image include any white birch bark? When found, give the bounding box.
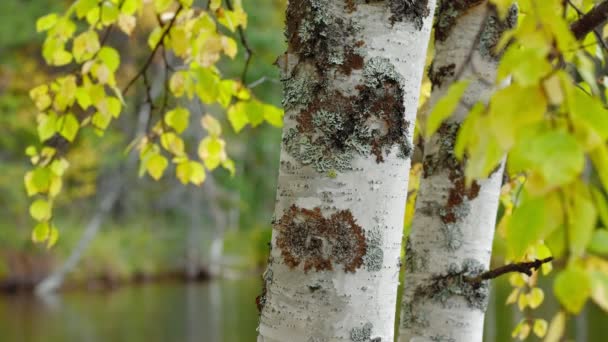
[257,1,436,341]
[398,2,515,341]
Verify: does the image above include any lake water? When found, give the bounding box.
[0,276,605,341]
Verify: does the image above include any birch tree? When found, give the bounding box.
[399,2,515,341]
[257,1,435,341]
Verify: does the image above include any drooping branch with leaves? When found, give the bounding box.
[26,0,282,247]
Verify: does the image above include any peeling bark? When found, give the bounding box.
[258,1,436,341]
[399,3,515,341]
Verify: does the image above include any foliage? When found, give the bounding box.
[428,0,608,338]
[25,0,283,246]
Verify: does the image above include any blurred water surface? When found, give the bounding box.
[0,276,605,342]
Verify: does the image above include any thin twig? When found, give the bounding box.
[465,257,554,284]
[224,0,253,83]
[122,5,183,95]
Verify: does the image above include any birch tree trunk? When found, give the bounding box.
[257,1,436,341]
[398,2,516,341]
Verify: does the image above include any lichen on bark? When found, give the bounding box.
[275,205,368,272]
[388,0,432,29]
[413,258,490,311]
[434,0,485,42]
[478,5,518,57]
[283,56,411,173]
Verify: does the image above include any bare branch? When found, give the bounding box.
[465,257,554,284]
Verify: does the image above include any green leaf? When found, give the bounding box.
[488,84,547,149]
[58,114,80,142]
[425,80,469,137]
[507,193,562,259]
[98,47,121,72]
[160,132,185,155]
[148,27,163,49]
[544,311,566,342]
[527,288,544,309]
[201,114,222,136]
[101,2,120,25]
[508,131,584,190]
[37,14,58,32]
[32,222,50,243]
[568,87,608,148]
[532,319,548,338]
[264,104,284,128]
[154,0,173,13]
[37,112,57,142]
[590,271,608,311]
[591,187,608,228]
[554,266,591,314]
[75,0,98,18]
[72,31,100,62]
[46,226,59,248]
[588,229,608,256]
[30,84,52,111]
[29,199,52,221]
[164,107,190,134]
[590,146,608,193]
[227,103,249,132]
[566,184,597,257]
[146,154,168,180]
[198,137,226,170]
[24,168,52,196]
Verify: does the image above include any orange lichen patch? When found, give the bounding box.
[275,205,367,273]
[345,0,357,13]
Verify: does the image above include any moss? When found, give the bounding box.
[478,5,518,57]
[388,0,431,29]
[275,205,367,273]
[414,258,490,311]
[434,0,485,42]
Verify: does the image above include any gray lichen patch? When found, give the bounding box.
[285,0,364,71]
[351,322,380,342]
[274,205,367,273]
[388,0,431,29]
[401,301,429,329]
[404,239,429,272]
[363,229,384,271]
[281,69,319,110]
[478,5,518,57]
[428,63,455,89]
[434,0,485,42]
[422,123,461,179]
[422,123,479,251]
[414,258,490,311]
[283,57,411,172]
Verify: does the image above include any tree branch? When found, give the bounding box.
[465,257,554,284]
[570,1,608,41]
[122,5,183,95]
[224,0,253,83]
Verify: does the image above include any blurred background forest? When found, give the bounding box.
[0,0,605,341]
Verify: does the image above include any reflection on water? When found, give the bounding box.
[0,278,261,342]
[0,276,605,342]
